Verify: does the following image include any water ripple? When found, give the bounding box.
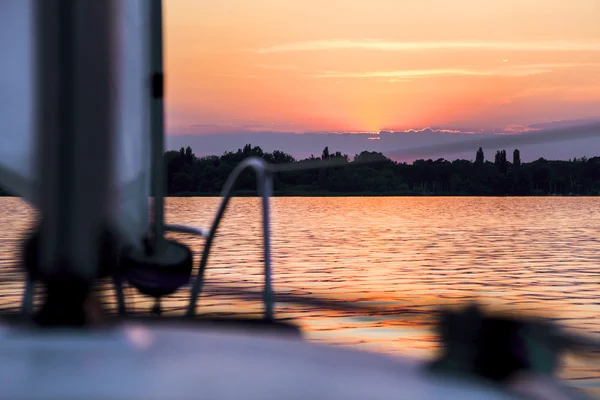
[0,197,598,395]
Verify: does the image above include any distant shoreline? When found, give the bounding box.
[163,145,600,197]
[2,145,599,197]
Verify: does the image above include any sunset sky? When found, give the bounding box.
[164,0,600,135]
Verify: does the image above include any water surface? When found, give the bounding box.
[0,197,598,395]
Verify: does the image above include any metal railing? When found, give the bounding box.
[185,157,274,319]
[20,157,275,320]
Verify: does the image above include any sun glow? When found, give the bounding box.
[165,0,600,135]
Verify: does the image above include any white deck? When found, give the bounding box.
[0,322,524,400]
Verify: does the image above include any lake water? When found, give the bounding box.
[0,197,599,396]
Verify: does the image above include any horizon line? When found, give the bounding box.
[167,119,600,137]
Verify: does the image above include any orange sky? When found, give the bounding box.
[164,0,600,134]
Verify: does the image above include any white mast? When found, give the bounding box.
[149,0,166,251]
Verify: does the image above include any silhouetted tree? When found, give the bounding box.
[184,146,194,164]
[513,149,521,167]
[128,144,600,198]
[353,151,388,164]
[475,147,484,165]
[500,150,508,173]
[322,146,330,160]
[494,150,508,174]
[243,144,252,156]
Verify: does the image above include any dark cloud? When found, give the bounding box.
[167,118,600,163]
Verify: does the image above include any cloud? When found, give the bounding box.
[509,62,599,70]
[166,120,600,163]
[254,39,600,54]
[312,68,519,78]
[215,73,259,79]
[402,127,462,133]
[254,64,301,71]
[503,124,542,134]
[387,78,413,83]
[310,63,598,80]
[170,122,289,135]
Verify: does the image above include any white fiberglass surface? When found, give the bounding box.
[0,324,520,400]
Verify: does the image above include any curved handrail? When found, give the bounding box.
[163,224,207,237]
[186,157,274,319]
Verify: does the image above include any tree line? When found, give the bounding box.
[0,145,597,196]
[164,145,600,196]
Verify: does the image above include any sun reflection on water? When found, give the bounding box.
[0,196,598,395]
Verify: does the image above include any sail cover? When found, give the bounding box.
[0,0,35,201]
[0,0,153,247]
[114,0,153,246]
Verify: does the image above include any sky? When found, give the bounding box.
[164,0,600,157]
